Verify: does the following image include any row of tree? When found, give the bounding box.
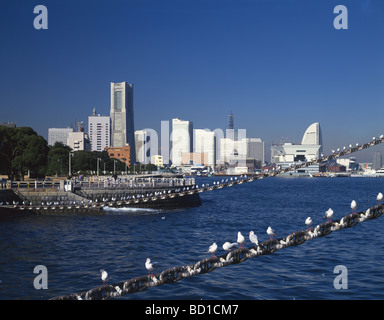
[0,126,156,180]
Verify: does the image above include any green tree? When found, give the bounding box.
[0,126,48,180]
[46,142,72,176]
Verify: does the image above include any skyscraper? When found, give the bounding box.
[373,151,382,171]
[171,118,193,166]
[135,130,150,164]
[194,129,216,167]
[88,108,111,152]
[110,82,136,163]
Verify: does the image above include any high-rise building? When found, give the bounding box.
[88,108,110,152]
[171,118,193,166]
[110,82,136,163]
[228,111,234,130]
[194,129,216,167]
[48,128,73,146]
[244,137,265,165]
[373,151,382,171]
[135,130,150,164]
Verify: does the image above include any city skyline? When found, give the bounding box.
[1,0,383,162]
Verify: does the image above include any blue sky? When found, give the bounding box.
[1,0,383,162]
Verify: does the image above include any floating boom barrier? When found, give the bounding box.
[51,201,383,300]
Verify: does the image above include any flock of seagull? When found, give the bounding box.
[98,192,382,285]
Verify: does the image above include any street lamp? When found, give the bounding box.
[68,152,74,177]
[97,158,101,176]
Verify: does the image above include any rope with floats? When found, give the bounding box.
[51,194,384,300]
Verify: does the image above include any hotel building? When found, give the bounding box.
[110,82,136,163]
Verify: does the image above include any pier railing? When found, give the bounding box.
[74,177,196,190]
[2,177,195,192]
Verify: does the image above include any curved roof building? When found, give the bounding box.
[270,122,323,175]
[301,122,322,146]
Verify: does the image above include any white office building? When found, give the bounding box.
[67,132,90,151]
[88,110,110,152]
[194,129,216,167]
[48,128,73,146]
[135,130,150,164]
[171,118,193,166]
[244,137,265,165]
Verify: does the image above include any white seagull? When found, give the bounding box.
[351,200,357,213]
[267,226,276,240]
[237,231,246,248]
[145,258,157,276]
[377,192,383,205]
[305,217,313,230]
[324,208,334,222]
[249,231,259,245]
[100,269,108,285]
[208,242,218,257]
[222,242,238,252]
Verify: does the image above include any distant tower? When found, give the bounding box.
[228,111,234,130]
[110,81,136,164]
[228,111,235,141]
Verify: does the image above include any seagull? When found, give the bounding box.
[249,231,258,246]
[324,208,334,222]
[208,242,218,257]
[100,269,108,286]
[145,258,157,276]
[305,217,312,230]
[237,231,246,248]
[222,242,238,252]
[351,200,357,213]
[267,226,276,240]
[377,192,383,205]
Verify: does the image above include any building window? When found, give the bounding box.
[114,91,122,110]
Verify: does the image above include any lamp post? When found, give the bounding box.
[97,158,101,176]
[68,152,74,177]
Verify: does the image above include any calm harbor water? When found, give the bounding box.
[1,177,384,300]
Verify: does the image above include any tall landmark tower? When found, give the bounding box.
[110,82,136,164]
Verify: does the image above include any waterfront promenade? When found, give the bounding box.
[0,175,201,214]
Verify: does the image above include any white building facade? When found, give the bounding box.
[48,128,73,146]
[171,118,193,166]
[194,129,216,168]
[88,113,110,152]
[270,122,323,175]
[67,132,90,151]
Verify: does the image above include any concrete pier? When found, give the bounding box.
[0,176,201,214]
